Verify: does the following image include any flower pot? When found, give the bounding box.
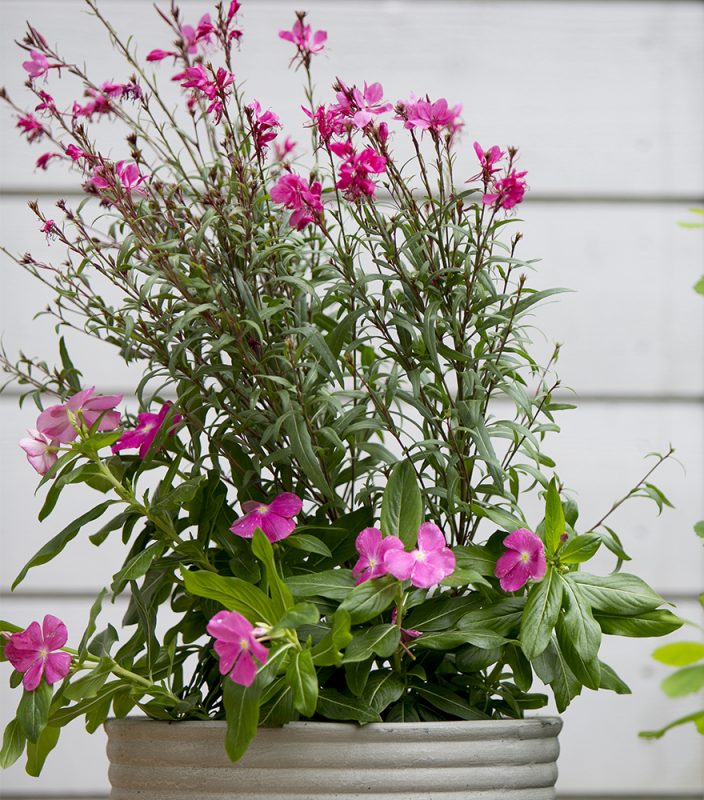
[105,716,562,799]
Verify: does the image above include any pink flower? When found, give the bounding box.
[4,615,72,691]
[92,160,149,195]
[173,65,233,121]
[22,50,49,79]
[228,1,242,22]
[111,402,181,459]
[247,101,281,154]
[279,18,327,61]
[36,152,60,171]
[16,114,45,142]
[494,528,546,592]
[303,104,347,143]
[383,522,456,589]
[335,82,392,129]
[19,429,59,475]
[181,14,214,54]
[335,147,387,200]
[207,611,268,688]
[472,141,505,181]
[40,219,58,242]
[36,386,122,444]
[65,144,90,162]
[99,81,142,102]
[147,49,177,62]
[352,527,404,584]
[230,492,303,542]
[391,608,422,642]
[72,91,113,121]
[35,91,57,114]
[270,173,323,230]
[399,96,463,138]
[482,170,528,210]
[274,136,296,161]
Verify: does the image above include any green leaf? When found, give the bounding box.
[459,597,525,637]
[286,649,318,717]
[342,625,401,663]
[282,409,333,499]
[17,683,52,744]
[311,610,352,666]
[361,671,405,715]
[532,639,582,713]
[640,711,704,739]
[62,660,111,702]
[440,567,490,588]
[25,725,60,777]
[152,476,205,514]
[559,534,601,564]
[316,689,381,723]
[694,520,704,539]
[380,460,423,547]
[598,662,631,694]
[251,529,293,615]
[286,569,355,601]
[413,685,489,720]
[405,595,479,632]
[693,276,704,294]
[275,603,319,631]
[556,615,600,690]
[418,626,510,651]
[222,677,260,762]
[111,541,164,591]
[544,479,565,554]
[559,574,601,662]
[568,572,664,615]
[452,544,496,577]
[470,503,525,533]
[520,569,562,659]
[0,720,26,769]
[13,501,114,589]
[284,534,332,558]
[338,575,399,624]
[182,569,276,625]
[652,641,704,667]
[595,609,683,638]
[661,664,704,698]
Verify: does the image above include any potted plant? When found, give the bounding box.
[0,2,684,796]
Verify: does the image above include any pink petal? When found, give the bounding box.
[230,650,257,687]
[353,110,373,128]
[42,615,68,650]
[365,83,384,104]
[355,527,383,560]
[43,651,72,684]
[22,658,45,691]
[36,406,76,443]
[278,30,295,43]
[495,549,522,578]
[66,387,95,411]
[230,511,266,538]
[410,548,456,589]
[383,548,415,581]
[213,639,239,675]
[379,535,405,558]
[529,547,547,581]
[503,528,540,553]
[260,513,296,542]
[137,425,160,459]
[352,556,370,580]
[417,521,446,552]
[268,492,302,518]
[250,638,269,665]
[207,610,252,642]
[498,560,532,592]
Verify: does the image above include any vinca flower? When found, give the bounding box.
[494,528,546,591]
[4,615,72,691]
[230,492,303,542]
[37,386,122,444]
[111,402,182,459]
[384,522,456,588]
[352,527,404,584]
[207,611,269,687]
[18,429,59,475]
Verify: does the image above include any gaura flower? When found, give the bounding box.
[36,386,122,444]
[39,218,58,242]
[35,91,57,114]
[22,50,49,79]
[335,81,392,129]
[92,160,149,195]
[207,611,269,688]
[36,152,60,170]
[230,492,303,542]
[111,402,182,459]
[247,101,281,154]
[483,170,528,211]
[279,19,327,60]
[181,14,215,53]
[270,173,323,230]
[399,96,463,138]
[472,141,505,182]
[335,147,387,200]
[273,136,296,162]
[19,429,59,475]
[303,104,347,143]
[383,522,456,589]
[352,527,404,584]
[494,528,546,592]
[65,144,91,162]
[16,114,45,142]
[4,615,72,691]
[146,49,177,62]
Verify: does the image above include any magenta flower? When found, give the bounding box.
[274,136,296,162]
[400,96,463,138]
[482,170,528,210]
[36,386,122,444]
[335,81,392,129]
[230,492,303,542]
[494,528,546,592]
[352,527,404,584]
[65,144,90,162]
[384,522,456,589]
[335,147,387,200]
[279,19,327,61]
[99,81,142,102]
[146,49,177,62]
[303,104,347,143]
[16,114,45,143]
[36,152,60,171]
[22,50,49,79]
[207,611,268,688]
[4,615,72,691]
[228,1,242,22]
[35,91,57,114]
[19,429,59,475]
[247,101,281,154]
[270,173,323,230]
[92,160,149,195]
[40,219,58,242]
[472,141,505,182]
[181,14,214,54]
[111,402,182,459]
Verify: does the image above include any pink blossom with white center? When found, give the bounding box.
[335,81,392,129]
[482,169,528,210]
[230,492,303,543]
[335,146,387,200]
[303,104,347,143]
[16,114,45,142]
[36,386,123,444]
[269,173,324,230]
[22,50,49,79]
[4,615,72,691]
[111,402,182,459]
[19,429,59,475]
[383,522,456,589]
[279,18,327,61]
[352,527,404,584]
[207,611,269,688]
[247,101,281,154]
[399,96,464,138]
[494,528,546,592]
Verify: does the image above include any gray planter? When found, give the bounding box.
[105,716,562,799]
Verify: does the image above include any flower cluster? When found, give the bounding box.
[269,173,323,230]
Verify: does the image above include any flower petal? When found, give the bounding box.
[230,511,266,538]
[417,521,446,552]
[411,549,456,589]
[383,548,415,581]
[42,614,68,650]
[22,658,45,691]
[230,650,257,687]
[498,560,532,592]
[494,549,522,578]
[207,610,252,643]
[43,651,72,684]
[268,492,303,519]
[355,527,383,560]
[260,513,296,542]
[213,639,239,675]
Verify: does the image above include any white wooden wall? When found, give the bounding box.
[1,1,703,797]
